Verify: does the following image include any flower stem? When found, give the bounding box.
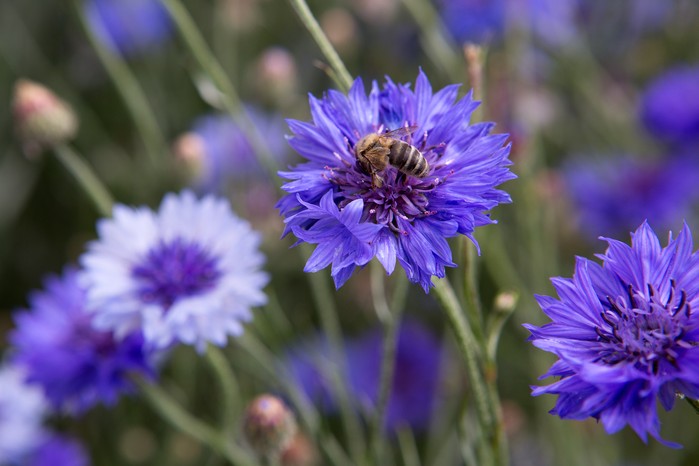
[432,277,507,466]
[53,144,114,217]
[72,0,166,164]
[159,0,280,182]
[399,0,463,83]
[137,379,254,465]
[368,261,405,463]
[206,345,241,436]
[287,0,353,92]
[305,259,366,463]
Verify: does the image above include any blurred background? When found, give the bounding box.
[2,0,699,465]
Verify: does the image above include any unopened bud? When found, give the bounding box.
[172,132,206,181]
[13,79,78,155]
[494,291,518,314]
[254,47,298,101]
[320,8,358,53]
[280,432,318,466]
[243,395,297,458]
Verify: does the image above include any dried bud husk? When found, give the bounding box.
[13,79,78,156]
[243,394,297,459]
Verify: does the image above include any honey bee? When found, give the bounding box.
[354,126,429,188]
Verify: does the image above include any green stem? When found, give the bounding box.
[432,277,506,466]
[287,0,353,92]
[368,261,404,463]
[305,257,366,463]
[399,0,463,83]
[73,0,165,164]
[462,238,484,345]
[137,380,254,465]
[53,144,114,217]
[206,346,241,436]
[159,0,280,183]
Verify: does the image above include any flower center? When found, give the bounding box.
[131,238,222,309]
[325,133,448,233]
[594,281,696,374]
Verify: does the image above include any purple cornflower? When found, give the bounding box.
[438,0,579,46]
[26,435,89,466]
[640,65,699,147]
[10,268,153,414]
[84,0,172,57]
[278,71,514,292]
[285,321,443,431]
[525,222,699,447]
[0,366,47,464]
[80,191,268,352]
[178,108,288,193]
[563,154,699,239]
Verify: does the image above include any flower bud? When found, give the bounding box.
[494,291,518,314]
[172,132,206,181]
[243,395,297,458]
[12,79,78,155]
[280,432,318,466]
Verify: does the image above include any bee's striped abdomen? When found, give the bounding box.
[389,141,429,178]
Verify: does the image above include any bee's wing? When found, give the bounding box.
[382,125,418,139]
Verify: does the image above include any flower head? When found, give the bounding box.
[285,320,443,431]
[85,0,172,57]
[640,65,699,147]
[563,154,699,238]
[0,365,47,464]
[10,268,153,414]
[80,191,268,352]
[278,71,514,291]
[525,222,699,447]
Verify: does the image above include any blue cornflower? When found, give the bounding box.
[525,222,699,447]
[278,71,514,291]
[438,0,579,46]
[563,154,699,239]
[177,109,288,193]
[79,191,268,352]
[84,0,172,57]
[285,321,443,431]
[26,435,88,466]
[0,365,47,464]
[640,65,699,147]
[10,268,153,414]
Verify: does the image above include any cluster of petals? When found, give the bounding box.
[80,191,269,352]
[278,71,514,291]
[526,222,699,447]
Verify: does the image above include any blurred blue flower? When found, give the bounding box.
[84,0,172,57]
[79,191,268,352]
[178,109,288,193]
[0,366,47,464]
[278,71,514,292]
[26,435,89,466]
[285,321,443,431]
[640,65,699,146]
[439,0,505,44]
[525,222,699,447]
[563,154,699,239]
[438,0,579,46]
[10,268,153,414]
